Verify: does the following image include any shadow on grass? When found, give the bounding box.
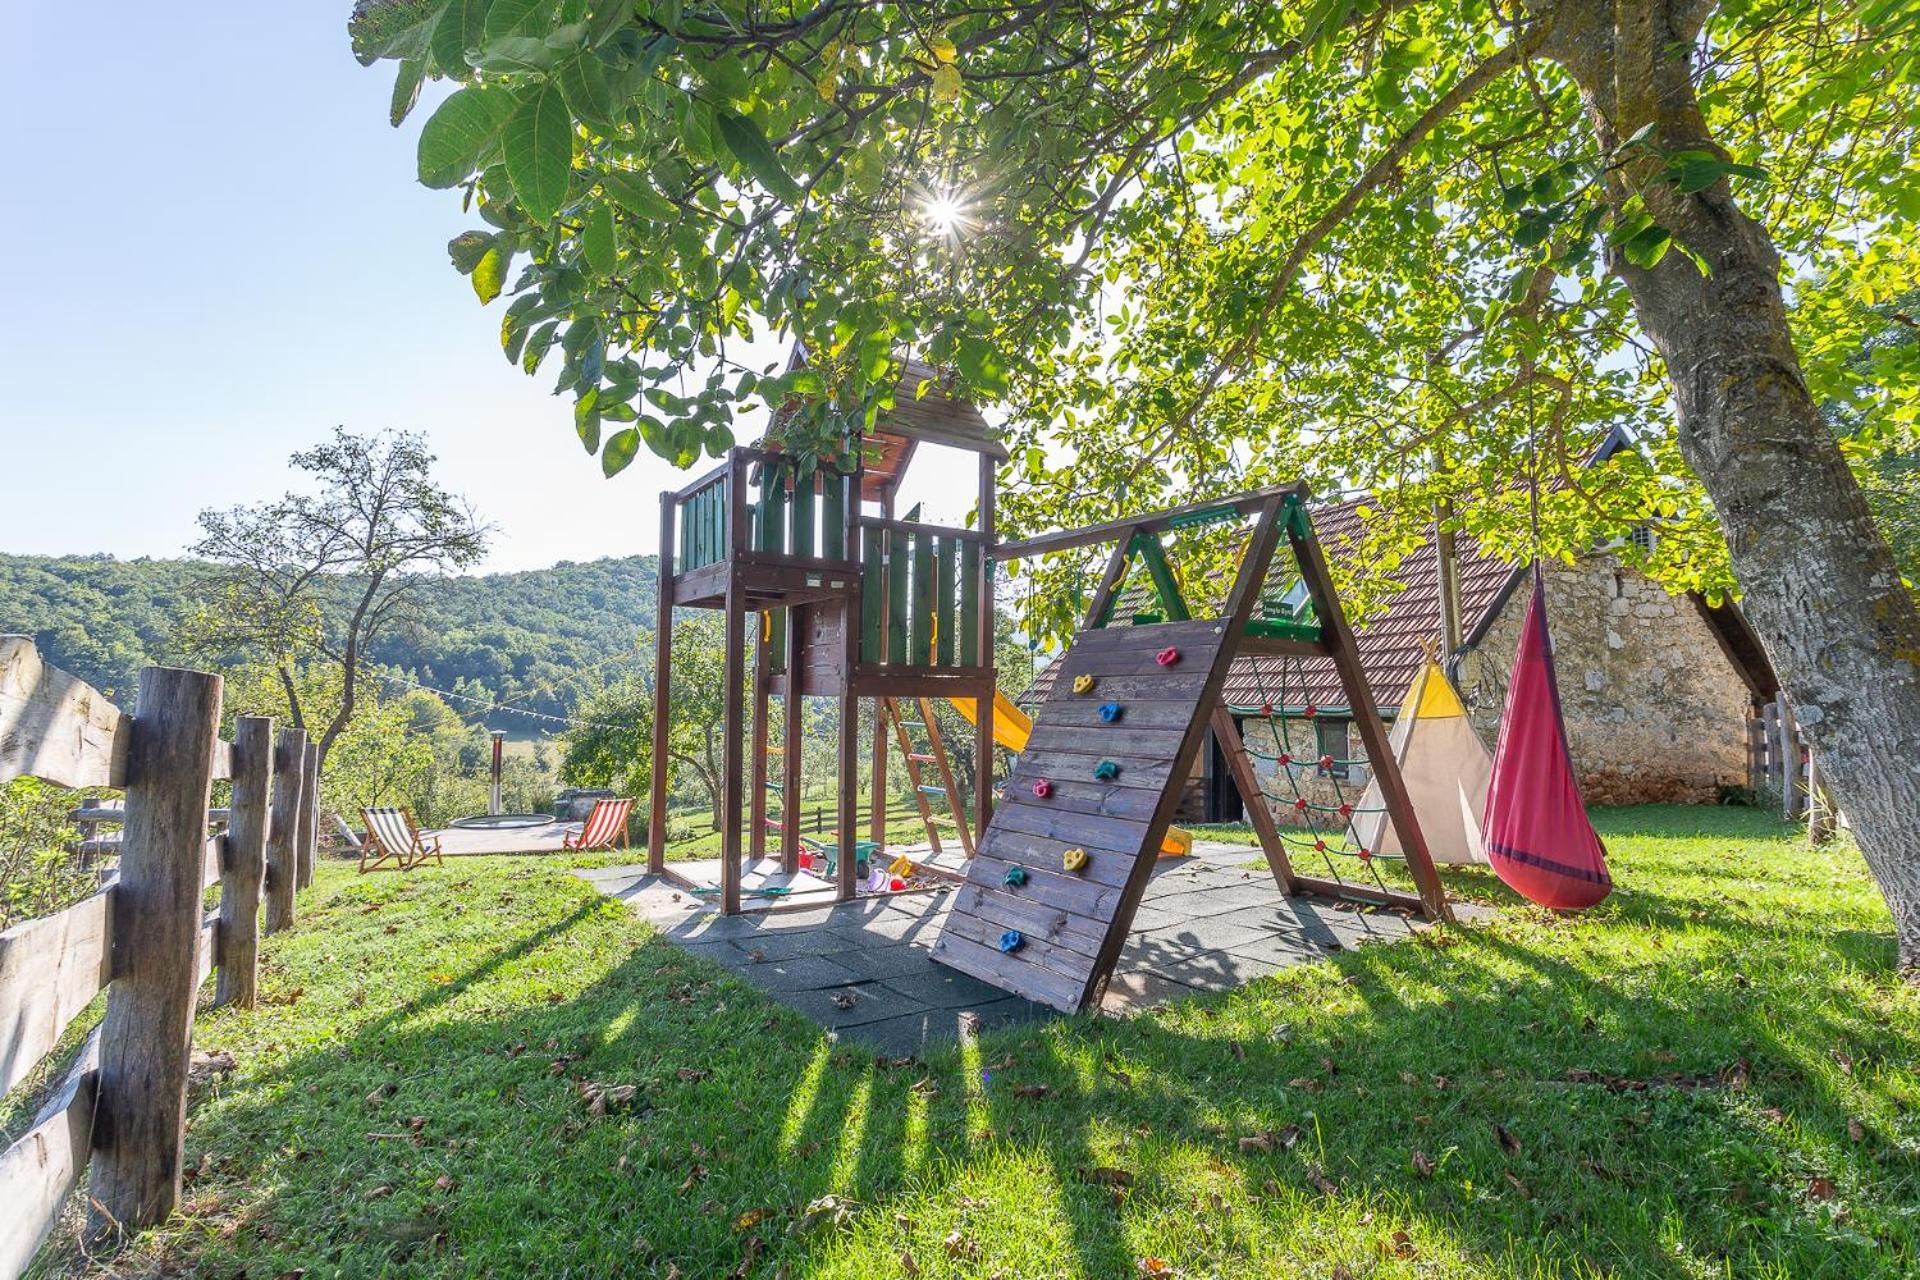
[74,813,1920,1280]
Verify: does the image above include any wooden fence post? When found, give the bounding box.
[1775,692,1801,820]
[296,741,320,890]
[264,727,306,933]
[89,665,221,1235]
[215,715,272,1008]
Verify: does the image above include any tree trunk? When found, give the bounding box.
[1545,0,1920,973]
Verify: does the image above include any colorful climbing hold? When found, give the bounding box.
[1262,702,1274,718]
[998,929,1025,953]
[1294,796,1310,811]
[1062,847,1089,872]
[1337,802,1353,818]
[1319,754,1335,769]
[1357,847,1373,862]
[1098,702,1123,722]
[1314,839,1327,853]
[1303,703,1319,719]
[1155,646,1182,667]
[1073,674,1097,694]
[1032,778,1053,799]
[1278,752,1292,765]
[1092,760,1121,781]
[1004,865,1028,887]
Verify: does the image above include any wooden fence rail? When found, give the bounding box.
[0,636,317,1277]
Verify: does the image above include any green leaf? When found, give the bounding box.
[417,87,513,188]
[576,387,601,452]
[483,0,554,42]
[1622,224,1673,268]
[430,0,494,75]
[447,229,495,274]
[349,0,440,66]
[503,83,574,221]
[601,170,675,220]
[713,110,804,204]
[522,319,560,372]
[472,242,512,303]
[389,56,427,127]
[473,35,565,72]
[557,54,616,126]
[582,204,619,275]
[602,426,640,476]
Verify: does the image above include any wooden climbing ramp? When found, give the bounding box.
[931,488,1295,1012]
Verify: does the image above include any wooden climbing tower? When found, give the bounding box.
[932,486,1452,1013]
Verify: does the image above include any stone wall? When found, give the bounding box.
[1452,553,1755,804]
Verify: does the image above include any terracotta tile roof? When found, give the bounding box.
[1023,495,1525,715]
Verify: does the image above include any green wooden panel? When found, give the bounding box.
[769,607,787,674]
[790,470,815,557]
[861,525,884,662]
[757,460,783,553]
[677,500,690,567]
[820,470,846,559]
[1133,531,1190,621]
[886,526,909,664]
[960,542,981,666]
[936,537,957,666]
[690,490,703,568]
[909,530,933,666]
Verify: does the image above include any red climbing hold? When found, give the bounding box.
[1303,703,1319,719]
[1294,797,1309,812]
[1319,754,1334,769]
[1155,646,1181,667]
[1338,802,1353,818]
[1032,779,1053,799]
[1314,839,1326,853]
[1357,847,1373,862]
[1278,752,1292,765]
[1261,702,1274,718]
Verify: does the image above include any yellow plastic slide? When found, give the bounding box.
[946,693,1194,858]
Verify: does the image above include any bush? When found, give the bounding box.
[0,778,96,930]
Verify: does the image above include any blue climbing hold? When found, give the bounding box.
[998,929,1024,953]
[1003,865,1028,887]
[1093,760,1121,781]
[1099,702,1124,723]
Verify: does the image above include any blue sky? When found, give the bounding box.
[0,3,973,573]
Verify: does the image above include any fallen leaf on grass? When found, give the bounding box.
[363,1185,392,1200]
[676,1068,711,1083]
[435,1175,455,1192]
[677,1164,708,1194]
[898,1249,919,1276]
[1137,1258,1174,1278]
[1306,1164,1338,1195]
[1504,1171,1532,1198]
[1079,1166,1135,1187]
[1012,1083,1053,1099]
[1847,1118,1866,1142]
[1411,1150,1435,1177]
[910,1076,941,1098]
[580,1081,639,1117]
[1830,1048,1855,1075]
[1384,1230,1417,1259]
[944,1230,979,1260]
[1807,1176,1839,1201]
[735,1207,772,1232]
[1492,1122,1522,1155]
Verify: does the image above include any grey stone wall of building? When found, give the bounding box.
[1452,553,1754,804]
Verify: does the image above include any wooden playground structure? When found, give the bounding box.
[648,364,1452,1013]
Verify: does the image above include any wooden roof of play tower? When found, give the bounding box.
[768,350,1008,501]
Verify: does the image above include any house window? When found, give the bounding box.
[1627,523,1659,557]
[1315,717,1351,779]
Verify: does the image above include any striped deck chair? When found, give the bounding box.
[359,806,443,873]
[564,797,634,852]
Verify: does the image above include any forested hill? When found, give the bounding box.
[0,552,659,723]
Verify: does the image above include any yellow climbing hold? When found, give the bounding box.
[1073,674,1097,694]
[1062,847,1089,872]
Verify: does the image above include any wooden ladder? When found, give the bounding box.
[882,697,976,858]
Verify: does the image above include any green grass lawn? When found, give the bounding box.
[34,805,1918,1278]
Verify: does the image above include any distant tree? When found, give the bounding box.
[560,615,730,829]
[180,429,490,768]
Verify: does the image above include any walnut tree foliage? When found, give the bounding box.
[350,0,1918,638]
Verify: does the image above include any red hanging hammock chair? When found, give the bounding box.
[1482,569,1612,909]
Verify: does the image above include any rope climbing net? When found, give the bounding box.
[1233,655,1406,903]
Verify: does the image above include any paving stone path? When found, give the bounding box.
[576,845,1470,1057]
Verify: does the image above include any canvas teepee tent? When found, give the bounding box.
[1353,659,1492,865]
